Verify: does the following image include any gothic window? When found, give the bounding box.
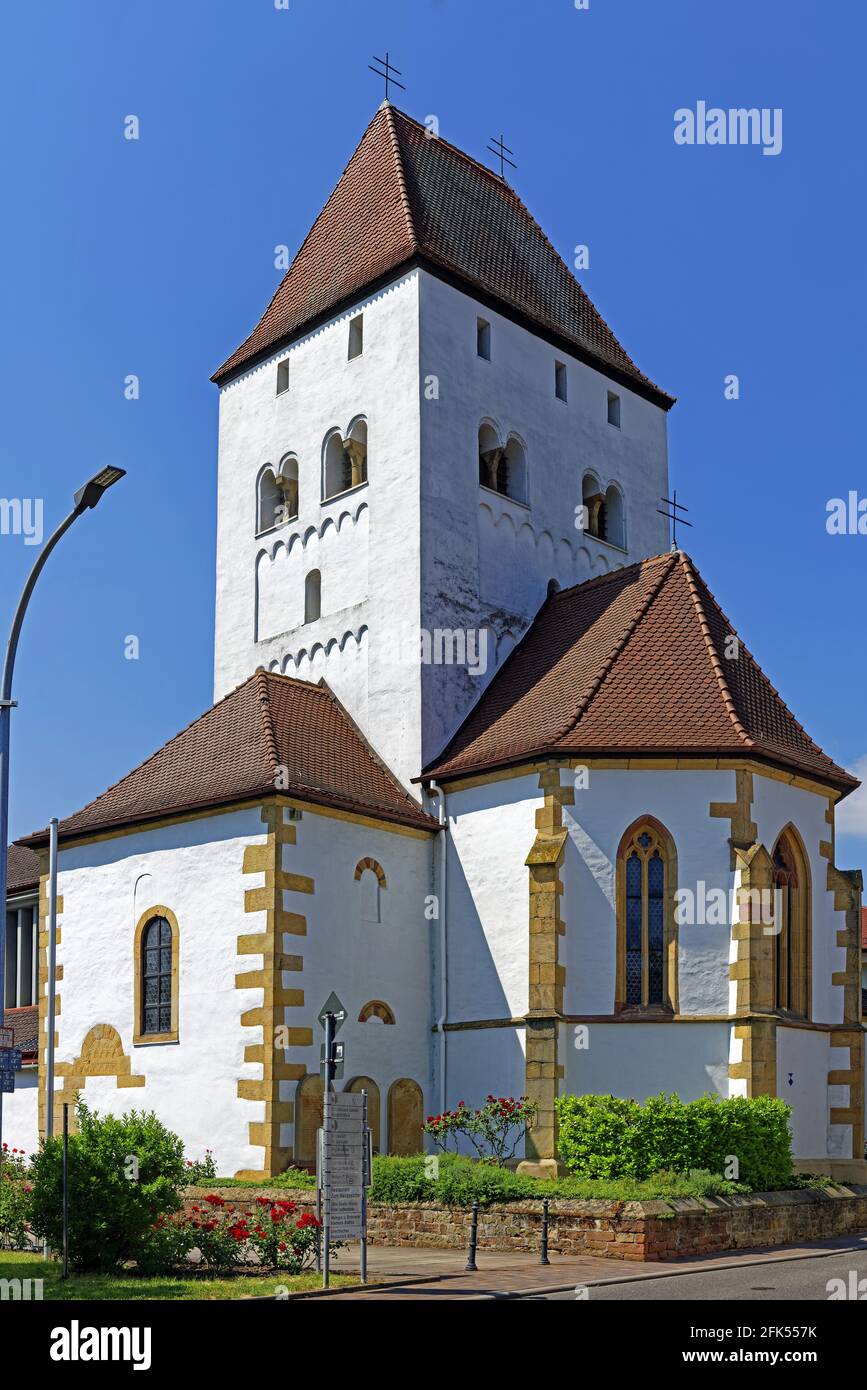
[304,569,321,624]
[616,819,677,1012]
[772,829,809,1017]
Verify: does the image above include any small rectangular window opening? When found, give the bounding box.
[555,361,567,401]
[348,315,364,360]
[476,317,491,360]
[607,390,621,428]
[276,360,290,395]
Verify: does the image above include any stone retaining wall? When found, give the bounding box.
[186,1184,867,1263]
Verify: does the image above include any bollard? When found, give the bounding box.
[539,1198,550,1266]
[465,1200,479,1272]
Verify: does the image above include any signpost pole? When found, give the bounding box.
[45,816,59,1139]
[61,1102,69,1279]
[322,1010,334,1289]
[360,1089,368,1285]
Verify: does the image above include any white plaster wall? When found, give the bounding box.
[563,1022,730,1101]
[776,1025,830,1159]
[560,767,735,1015]
[279,806,433,1149]
[51,809,267,1177]
[418,269,671,765]
[443,1028,528,1155]
[2,1068,38,1155]
[444,774,542,1023]
[750,773,844,1026]
[214,273,423,789]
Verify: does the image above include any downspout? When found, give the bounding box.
[428,779,448,1112]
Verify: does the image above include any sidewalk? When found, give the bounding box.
[322,1231,867,1299]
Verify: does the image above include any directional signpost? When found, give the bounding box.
[316,992,371,1288]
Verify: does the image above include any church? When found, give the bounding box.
[4,103,864,1181]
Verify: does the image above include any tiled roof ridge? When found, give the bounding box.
[254,667,283,787]
[389,105,525,201]
[680,554,839,767]
[384,105,419,252]
[676,551,754,750]
[549,552,679,747]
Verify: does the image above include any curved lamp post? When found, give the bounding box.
[0,466,125,1166]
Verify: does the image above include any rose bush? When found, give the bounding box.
[0,1144,33,1250]
[138,1192,326,1274]
[423,1096,537,1163]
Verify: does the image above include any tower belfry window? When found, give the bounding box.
[304,569,321,624]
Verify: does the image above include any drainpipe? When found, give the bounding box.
[427,779,448,1112]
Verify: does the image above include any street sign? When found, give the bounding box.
[319,1040,344,1080]
[318,1091,369,1250]
[317,992,347,1034]
[0,1048,22,1071]
[0,1076,14,1095]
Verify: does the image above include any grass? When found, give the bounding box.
[0,1251,353,1301]
[195,1167,317,1190]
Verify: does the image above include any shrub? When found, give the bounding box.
[28,1101,187,1272]
[137,1194,327,1274]
[0,1145,33,1250]
[182,1150,217,1186]
[423,1096,537,1162]
[555,1092,793,1191]
[371,1152,538,1206]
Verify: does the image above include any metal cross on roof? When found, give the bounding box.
[657,490,693,550]
[368,52,406,102]
[486,133,517,180]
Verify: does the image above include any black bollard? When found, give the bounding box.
[465,1200,479,1271]
[539,1198,550,1266]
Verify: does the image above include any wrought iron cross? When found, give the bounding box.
[368,52,406,101]
[656,490,693,550]
[487,133,517,179]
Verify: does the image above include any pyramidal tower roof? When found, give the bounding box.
[423,551,856,793]
[213,103,673,406]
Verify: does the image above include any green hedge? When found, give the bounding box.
[555,1092,793,1191]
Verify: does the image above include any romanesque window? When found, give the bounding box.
[605,483,625,548]
[354,857,386,923]
[616,819,677,1012]
[607,390,621,427]
[772,829,810,1017]
[348,314,363,360]
[582,472,607,540]
[277,455,299,522]
[276,359,290,395]
[478,425,527,504]
[304,569,321,624]
[323,420,367,500]
[256,466,283,534]
[477,317,491,360]
[134,907,179,1044]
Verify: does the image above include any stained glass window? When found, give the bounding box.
[142,916,172,1035]
[625,852,643,1004]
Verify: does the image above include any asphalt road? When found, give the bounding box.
[533,1248,867,1300]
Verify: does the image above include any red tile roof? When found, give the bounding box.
[21,670,436,847]
[2,1006,38,1063]
[6,844,39,895]
[212,104,673,407]
[423,551,858,794]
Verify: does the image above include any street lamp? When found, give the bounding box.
[0,465,125,1165]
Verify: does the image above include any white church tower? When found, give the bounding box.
[211,104,675,788]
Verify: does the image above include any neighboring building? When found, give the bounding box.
[8,104,865,1181]
[3,845,40,1153]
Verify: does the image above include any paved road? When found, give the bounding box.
[534,1248,867,1300]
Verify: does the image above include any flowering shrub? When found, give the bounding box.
[423,1096,537,1163]
[0,1144,33,1250]
[138,1193,326,1274]
[182,1149,217,1185]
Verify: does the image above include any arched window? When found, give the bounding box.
[604,483,625,548]
[616,819,677,1012]
[304,569,321,624]
[582,472,607,540]
[257,467,283,534]
[354,857,386,923]
[134,906,179,1044]
[478,425,527,503]
[277,455,299,522]
[772,829,810,1017]
[323,421,368,500]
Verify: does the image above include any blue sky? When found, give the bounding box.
[1,0,865,875]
